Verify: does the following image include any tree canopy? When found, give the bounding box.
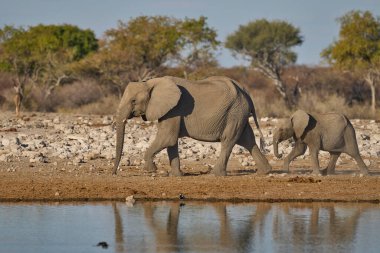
[322,10,380,69]
[79,15,219,96]
[225,19,303,104]
[321,10,380,114]
[0,24,98,72]
[0,24,97,85]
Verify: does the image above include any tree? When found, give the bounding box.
[0,24,98,112]
[321,10,380,115]
[177,16,220,78]
[80,16,219,96]
[225,19,303,106]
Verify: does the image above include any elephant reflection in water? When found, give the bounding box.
[112,203,125,253]
[143,202,181,252]
[272,203,363,252]
[112,202,272,252]
[112,202,182,253]
[111,202,367,252]
[155,202,273,251]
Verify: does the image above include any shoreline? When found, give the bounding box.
[1,166,380,203]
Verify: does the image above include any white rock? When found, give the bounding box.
[1,139,10,147]
[125,195,135,205]
[53,117,60,124]
[102,116,112,125]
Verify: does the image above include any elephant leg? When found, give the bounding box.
[167,143,182,176]
[344,127,369,175]
[283,142,307,173]
[236,124,272,175]
[144,117,180,172]
[348,152,369,175]
[321,152,341,175]
[144,140,164,172]
[212,140,235,176]
[310,148,321,175]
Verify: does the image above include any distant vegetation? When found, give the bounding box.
[0,11,379,119]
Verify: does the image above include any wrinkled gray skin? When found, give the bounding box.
[113,76,272,176]
[273,110,368,175]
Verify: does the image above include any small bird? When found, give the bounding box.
[96,241,108,249]
[179,193,185,200]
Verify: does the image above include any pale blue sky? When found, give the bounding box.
[0,0,379,67]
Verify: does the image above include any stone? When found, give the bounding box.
[361,134,370,140]
[1,138,10,147]
[241,161,249,166]
[125,195,135,205]
[53,117,60,124]
[102,116,113,125]
[0,154,13,162]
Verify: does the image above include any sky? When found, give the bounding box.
[0,0,379,67]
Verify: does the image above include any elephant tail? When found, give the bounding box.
[251,102,266,153]
[229,78,266,152]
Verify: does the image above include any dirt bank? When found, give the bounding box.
[1,161,380,202]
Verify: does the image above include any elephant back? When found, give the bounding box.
[317,112,348,147]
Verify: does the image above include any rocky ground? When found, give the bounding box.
[0,111,379,202]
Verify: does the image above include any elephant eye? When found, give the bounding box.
[131,99,136,106]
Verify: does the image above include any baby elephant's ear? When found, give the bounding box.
[291,110,310,139]
[145,77,181,121]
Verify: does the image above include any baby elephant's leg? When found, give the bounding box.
[321,152,341,175]
[283,142,307,173]
[309,147,321,175]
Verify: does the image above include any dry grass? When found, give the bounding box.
[252,90,377,119]
[252,90,292,118]
[0,67,379,120]
[62,95,119,115]
[0,88,17,112]
[297,92,377,119]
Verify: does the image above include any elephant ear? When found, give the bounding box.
[291,110,310,139]
[145,77,181,121]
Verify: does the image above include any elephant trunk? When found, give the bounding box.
[112,107,131,175]
[273,133,282,159]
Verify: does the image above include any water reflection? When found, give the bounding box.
[110,202,380,253]
[1,202,380,253]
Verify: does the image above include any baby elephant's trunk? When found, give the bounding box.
[273,133,282,159]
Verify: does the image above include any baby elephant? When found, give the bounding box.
[273,110,369,175]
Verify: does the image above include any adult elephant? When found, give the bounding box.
[113,76,272,176]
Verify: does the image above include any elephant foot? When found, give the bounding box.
[256,164,272,175]
[170,168,183,177]
[282,165,290,174]
[311,169,322,176]
[144,162,157,173]
[320,168,335,176]
[211,166,227,176]
[255,169,271,175]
